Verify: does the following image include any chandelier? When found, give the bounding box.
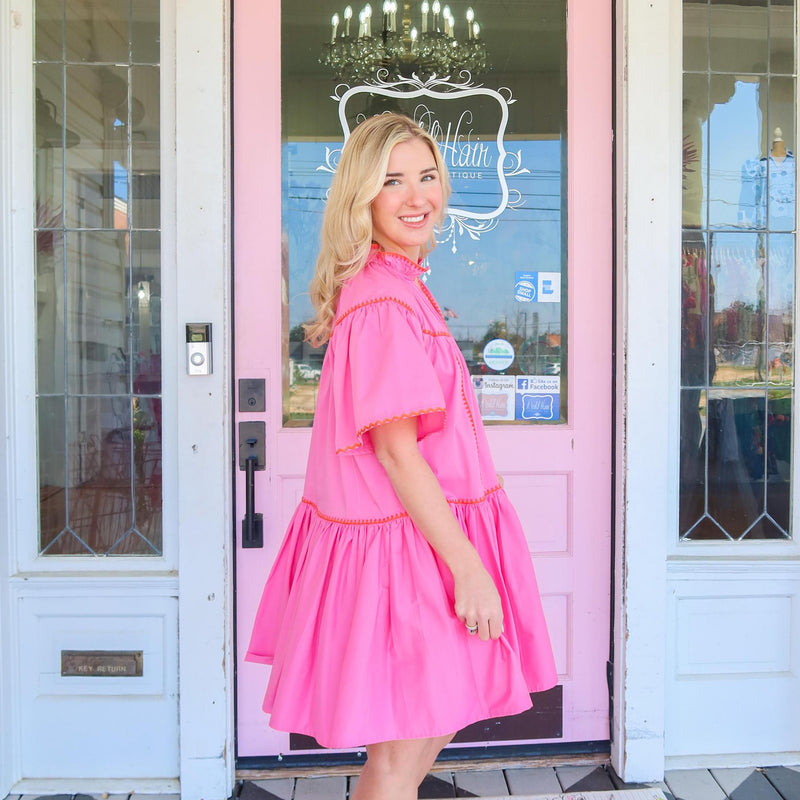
[321,2,488,83]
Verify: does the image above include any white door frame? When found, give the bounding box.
[173,0,235,796]
[0,0,234,796]
[612,0,681,782]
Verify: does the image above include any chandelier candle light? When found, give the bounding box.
[321,2,488,82]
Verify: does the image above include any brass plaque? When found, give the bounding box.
[61,650,143,677]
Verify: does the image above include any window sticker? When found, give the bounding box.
[515,375,560,421]
[482,338,515,372]
[472,376,516,421]
[515,271,561,304]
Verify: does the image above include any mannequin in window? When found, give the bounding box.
[738,126,795,230]
[771,127,787,161]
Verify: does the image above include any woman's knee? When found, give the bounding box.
[364,734,453,788]
[416,733,455,783]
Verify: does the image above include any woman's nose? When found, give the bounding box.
[405,183,424,205]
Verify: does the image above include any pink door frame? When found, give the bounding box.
[232,0,612,760]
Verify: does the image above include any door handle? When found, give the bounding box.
[239,422,265,549]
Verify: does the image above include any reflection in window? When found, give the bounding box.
[34,0,162,555]
[680,0,795,541]
[281,1,567,426]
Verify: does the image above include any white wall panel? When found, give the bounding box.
[676,594,792,676]
[15,581,178,779]
[666,568,800,762]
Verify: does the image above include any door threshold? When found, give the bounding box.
[236,750,610,780]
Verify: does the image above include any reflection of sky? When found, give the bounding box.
[284,139,563,338]
[113,159,128,201]
[700,80,795,315]
[709,80,761,228]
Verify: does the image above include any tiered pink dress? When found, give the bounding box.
[246,245,557,748]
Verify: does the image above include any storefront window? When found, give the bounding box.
[680,0,795,540]
[35,0,162,555]
[281,2,567,426]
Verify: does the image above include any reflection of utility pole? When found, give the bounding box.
[532,312,540,373]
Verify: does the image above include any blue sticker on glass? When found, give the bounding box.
[514,271,537,303]
[515,375,560,421]
[514,271,561,304]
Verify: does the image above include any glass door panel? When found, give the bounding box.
[281,1,567,426]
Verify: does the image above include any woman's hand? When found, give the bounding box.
[371,416,505,642]
[452,553,504,641]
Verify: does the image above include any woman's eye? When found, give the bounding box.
[384,178,400,187]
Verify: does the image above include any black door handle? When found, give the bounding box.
[239,424,265,549]
[242,450,264,548]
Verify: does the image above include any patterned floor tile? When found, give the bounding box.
[292,775,346,800]
[710,768,784,800]
[763,766,800,800]
[664,769,727,800]
[419,772,456,798]
[504,767,562,795]
[556,766,616,792]
[453,769,507,796]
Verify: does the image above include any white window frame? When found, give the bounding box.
[3,0,179,575]
[667,0,800,562]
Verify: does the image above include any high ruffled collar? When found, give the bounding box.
[366,243,428,281]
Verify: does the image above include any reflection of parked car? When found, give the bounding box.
[295,363,321,381]
[543,362,561,375]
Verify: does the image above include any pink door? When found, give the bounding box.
[234,0,611,763]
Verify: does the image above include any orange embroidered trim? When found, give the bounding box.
[421,328,451,337]
[301,485,501,525]
[370,244,429,275]
[302,498,409,526]
[415,278,446,321]
[334,406,447,454]
[333,296,415,330]
[458,366,481,454]
[332,296,448,339]
[449,484,502,505]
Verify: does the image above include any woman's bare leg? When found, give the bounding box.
[350,733,454,800]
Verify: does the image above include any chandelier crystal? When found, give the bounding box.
[321,2,489,83]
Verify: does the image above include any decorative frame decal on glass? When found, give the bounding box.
[282,2,567,426]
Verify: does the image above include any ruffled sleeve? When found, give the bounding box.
[331,299,447,455]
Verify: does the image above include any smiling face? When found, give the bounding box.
[370,137,443,262]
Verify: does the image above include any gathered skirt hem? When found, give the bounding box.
[246,489,558,746]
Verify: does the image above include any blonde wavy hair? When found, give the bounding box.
[304,113,451,346]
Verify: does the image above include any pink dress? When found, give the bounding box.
[246,246,557,748]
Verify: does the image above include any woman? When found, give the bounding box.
[246,113,557,800]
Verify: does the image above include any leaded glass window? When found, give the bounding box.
[681,0,796,540]
[35,0,162,555]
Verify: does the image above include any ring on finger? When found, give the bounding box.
[465,622,478,635]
